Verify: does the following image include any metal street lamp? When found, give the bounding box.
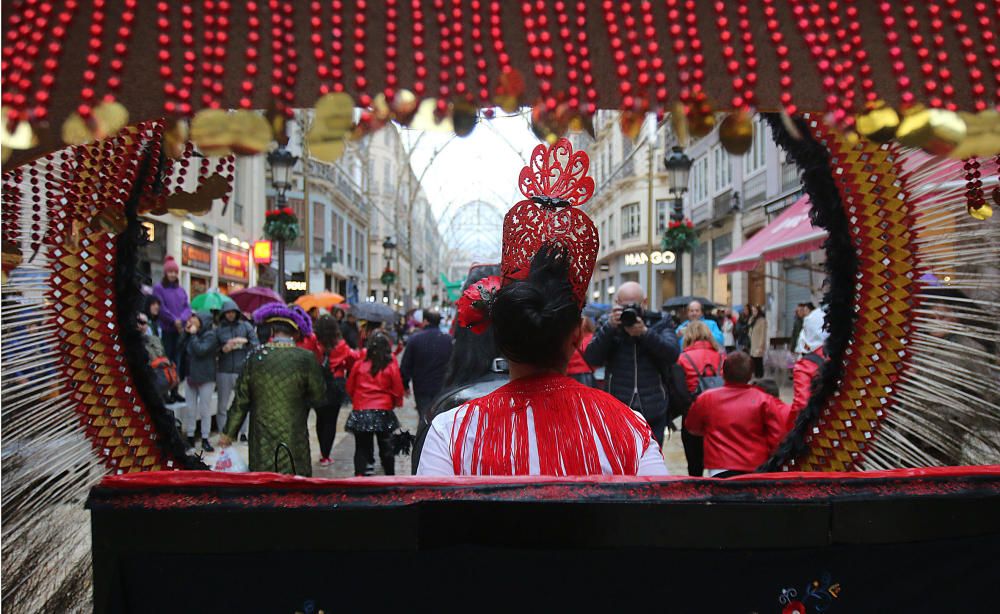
[267,146,299,298]
[381,236,397,304]
[664,146,693,295]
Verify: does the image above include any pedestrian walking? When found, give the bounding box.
[152,255,191,367]
[215,298,258,441]
[685,352,790,477]
[313,315,357,466]
[400,310,454,428]
[219,304,325,476]
[345,331,404,476]
[678,321,726,477]
[721,309,736,353]
[734,309,751,352]
[179,311,219,451]
[748,305,768,378]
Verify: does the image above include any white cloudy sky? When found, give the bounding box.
[399,108,542,250]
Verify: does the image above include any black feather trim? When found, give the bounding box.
[758,114,858,472]
[114,150,207,470]
[392,429,416,456]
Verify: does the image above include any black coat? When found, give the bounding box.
[583,317,680,422]
[400,328,454,400]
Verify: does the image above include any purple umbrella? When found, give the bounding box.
[228,286,283,314]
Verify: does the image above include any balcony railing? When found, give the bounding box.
[743,172,766,209]
[781,161,800,192]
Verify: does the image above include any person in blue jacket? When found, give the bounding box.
[676,300,725,348]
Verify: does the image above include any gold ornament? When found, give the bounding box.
[948,110,1000,159]
[371,93,393,122]
[61,113,94,146]
[92,100,129,139]
[530,102,566,144]
[619,110,644,140]
[494,68,526,113]
[1,108,38,149]
[190,108,233,155]
[567,111,595,139]
[719,110,754,155]
[229,110,271,155]
[163,119,189,159]
[451,100,478,137]
[687,93,716,138]
[391,89,419,125]
[670,101,690,148]
[895,105,967,156]
[855,102,900,143]
[410,99,453,132]
[968,203,993,221]
[308,138,345,163]
[312,92,355,140]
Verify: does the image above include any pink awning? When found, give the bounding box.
[717,195,827,274]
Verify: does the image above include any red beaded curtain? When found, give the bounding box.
[2,0,996,165]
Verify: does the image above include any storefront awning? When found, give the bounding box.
[717,195,827,274]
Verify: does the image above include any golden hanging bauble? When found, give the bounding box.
[530,102,566,145]
[410,98,454,132]
[968,203,993,221]
[391,89,419,125]
[948,110,1000,159]
[1,108,38,149]
[92,100,129,139]
[895,105,967,156]
[163,119,189,159]
[308,137,345,163]
[371,93,393,122]
[451,99,478,137]
[61,112,93,146]
[190,108,233,155]
[687,93,716,138]
[619,110,644,140]
[313,92,355,140]
[670,101,690,148]
[855,102,900,143]
[719,110,754,155]
[229,109,271,155]
[567,110,595,139]
[494,68,526,113]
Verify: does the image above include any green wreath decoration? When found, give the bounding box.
[263,207,301,243]
[661,218,698,253]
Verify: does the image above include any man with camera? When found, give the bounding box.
[584,281,681,445]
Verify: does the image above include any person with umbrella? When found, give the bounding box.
[675,299,725,348]
[215,297,259,441]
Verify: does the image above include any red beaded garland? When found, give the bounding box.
[198,0,229,109]
[601,0,635,111]
[761,0,795,114]
[384,0,399,101]
[946,0,989,111]
[451,0,467,99]
[964,156,986,214]
[239,1,262,108]
[470,0,490,106]
[352,0,369,107]
[878,1,916,108]
[282,1,299,112]
[635,0,667,117]
[103,0,135,103]
[712,0,757,112]
[664,0,693,107]
[523,1,556,111]
[411,0,428,98]
[434,0,451,114]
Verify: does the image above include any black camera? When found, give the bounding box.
[620,303,643,327]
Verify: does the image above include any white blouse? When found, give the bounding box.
[416,404,670,477]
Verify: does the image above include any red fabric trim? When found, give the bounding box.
[97,465,1000,491]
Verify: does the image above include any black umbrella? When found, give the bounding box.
[661,295,717,311]
[351,301,396,323]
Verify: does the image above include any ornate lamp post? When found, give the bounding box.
[266,146,298,298]
[381,236,397,304]
[415,264,425,306]
[663,145,693,294]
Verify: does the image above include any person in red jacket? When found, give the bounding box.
[565,314,596,386]
[313,315,360,466]
[789,347,826,429]
[685,351,790,478]
[345,331,404,476]
[678,321,725,477]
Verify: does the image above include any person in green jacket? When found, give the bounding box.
[219,303,324,476]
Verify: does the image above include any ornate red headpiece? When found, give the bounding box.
[457,138,599,332]
[502,138,599,306]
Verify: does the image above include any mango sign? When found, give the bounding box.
[218,248,249,282]
[623,250,676,267]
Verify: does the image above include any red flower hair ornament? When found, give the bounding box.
[457,138,599,334]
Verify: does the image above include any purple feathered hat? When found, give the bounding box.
[252,303,312,336]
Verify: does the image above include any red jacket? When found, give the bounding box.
[566,333,594,375]
[790,348,826,428]
[324,339,359,379]
[678,340,724,393]
[346,357,404,410]
[685,383,791,473]
[297,333,323,362]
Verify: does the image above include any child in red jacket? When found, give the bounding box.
[345,331,404,476]
[685,351,790,478]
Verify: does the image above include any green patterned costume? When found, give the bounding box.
[224,341,325,476]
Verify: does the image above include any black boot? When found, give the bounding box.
[202,438,214,453]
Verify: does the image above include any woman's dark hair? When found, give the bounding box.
[366,331,392,376]
[490,244,582,369]
[143,294,161,315]
[269,321,299,339]
[443,264,502,387]
[314,314,342,348]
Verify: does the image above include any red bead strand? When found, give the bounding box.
[352,0,369,107]
[637,0,668,117]
[411,0,428,98]
[762,0,795,114]
[384,0,399,101]
[470,0,490,106]
[877,1,916,108]
[945,0,989,111]
[664,0,693,108]
[451,0,467,99]
[77,0,107,120]
[103,0,135,104]
[434,0,452,114]
[601,0,635,111]
[281,2,299,112]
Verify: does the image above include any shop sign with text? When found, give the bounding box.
[624,250,676,267]
[181,241,212,272]
[218,248,250,282]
